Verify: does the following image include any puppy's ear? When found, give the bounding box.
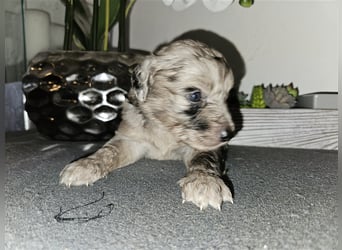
[129,57,154,102]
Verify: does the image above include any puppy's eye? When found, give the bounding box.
[188,90,202,102]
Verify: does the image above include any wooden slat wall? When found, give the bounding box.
[230,109,338,150]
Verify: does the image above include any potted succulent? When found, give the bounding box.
[22,0,148,141]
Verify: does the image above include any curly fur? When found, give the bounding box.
[60,39,236,210]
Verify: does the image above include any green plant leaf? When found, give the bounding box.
[63,0,74,50]
[72,23,90,50]
[73,0,92,38]
[125,0,136,17]
[61,0,136,51]
[96,0,121,50]
[61,0,92,47]
[73,35,86,50]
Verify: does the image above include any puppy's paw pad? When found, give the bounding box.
[59,159,105,187]
[178,171,233,210]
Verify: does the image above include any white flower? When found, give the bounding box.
[202,0,234,12]
[162,0,234,12]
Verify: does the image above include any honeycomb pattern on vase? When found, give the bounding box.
[22,51,146,141]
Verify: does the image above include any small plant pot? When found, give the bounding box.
[22,50,147,141]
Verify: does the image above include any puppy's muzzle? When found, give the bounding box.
[220,126,235,142]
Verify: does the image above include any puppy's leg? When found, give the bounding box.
[178,148,233,210]
[59,137,146,186]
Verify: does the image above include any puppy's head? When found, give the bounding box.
[129,39,235,151]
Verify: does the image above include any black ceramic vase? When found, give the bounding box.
[22,50,147,141]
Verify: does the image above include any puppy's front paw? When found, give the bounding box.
[59,158,107,187]
[178,171,233,211]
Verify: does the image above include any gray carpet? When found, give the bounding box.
[5,131,337,250]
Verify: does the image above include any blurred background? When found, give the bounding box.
[4,0,339,135]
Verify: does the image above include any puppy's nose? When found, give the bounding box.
[220,128,233,142]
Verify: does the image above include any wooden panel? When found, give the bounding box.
[230,108,338,150]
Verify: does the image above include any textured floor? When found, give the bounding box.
[5,131,337,250]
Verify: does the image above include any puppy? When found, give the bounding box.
[60,39,236,210]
